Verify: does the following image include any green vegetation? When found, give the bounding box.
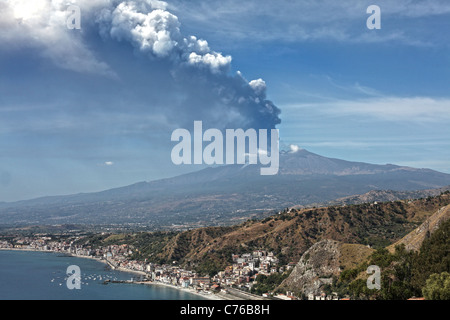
[16,193,445,299]
[195,256,225,278]
[332,218,450,299]
[193,246,243,277]
[250,271,291,295]
[74,231,177,264]
[410,218,450,289]
[422,272,450,300]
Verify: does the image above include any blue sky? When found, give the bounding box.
[0,0,449,201]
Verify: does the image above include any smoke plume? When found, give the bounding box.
[1,0,281,130]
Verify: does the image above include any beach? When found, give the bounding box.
[135,281,226,300]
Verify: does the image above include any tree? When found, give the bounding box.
[422,272,450,300]
[411,219,450,290]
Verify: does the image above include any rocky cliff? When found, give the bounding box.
[278,240,373,296]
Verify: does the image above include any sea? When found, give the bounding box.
[0,250,205,300]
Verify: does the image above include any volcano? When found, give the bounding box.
[1,149,450,227]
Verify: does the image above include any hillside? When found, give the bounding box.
[336,217,450,300]
[387,203,450,253]
[77,193,450,277]
[57,192,450,299]
[324,186,450,207]
[277,202,450,298]
[277,240,374,298]
[1,150,450,227]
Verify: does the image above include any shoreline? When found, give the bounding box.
[135,281,224,300]
[0,248,223,300]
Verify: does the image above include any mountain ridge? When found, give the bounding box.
[388,204,450,253]
[1,149,450,226]
[70,192,450,282]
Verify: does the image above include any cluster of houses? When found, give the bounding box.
[0,237,223,294]
[0,236,73,253]
[0,240,13,249]
[1,236,304,298]
[212,250,286,290]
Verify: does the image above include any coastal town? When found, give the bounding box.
[0,235,303,300]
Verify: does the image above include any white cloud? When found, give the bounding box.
[287,96,450,123]
[1,0,234,76]
[0,0,116,76]
[168,0,450,46]
[249,79,267,97]
[187,52,231,74]
[289,144,301,153]
[96,0,232,74]
[0,0,281,132]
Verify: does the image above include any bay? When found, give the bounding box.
[0,250,206,300]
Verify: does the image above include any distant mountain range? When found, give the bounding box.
[322,186,450,207]
[1,149,450,227]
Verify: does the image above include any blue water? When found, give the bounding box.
[0,250,205,300]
